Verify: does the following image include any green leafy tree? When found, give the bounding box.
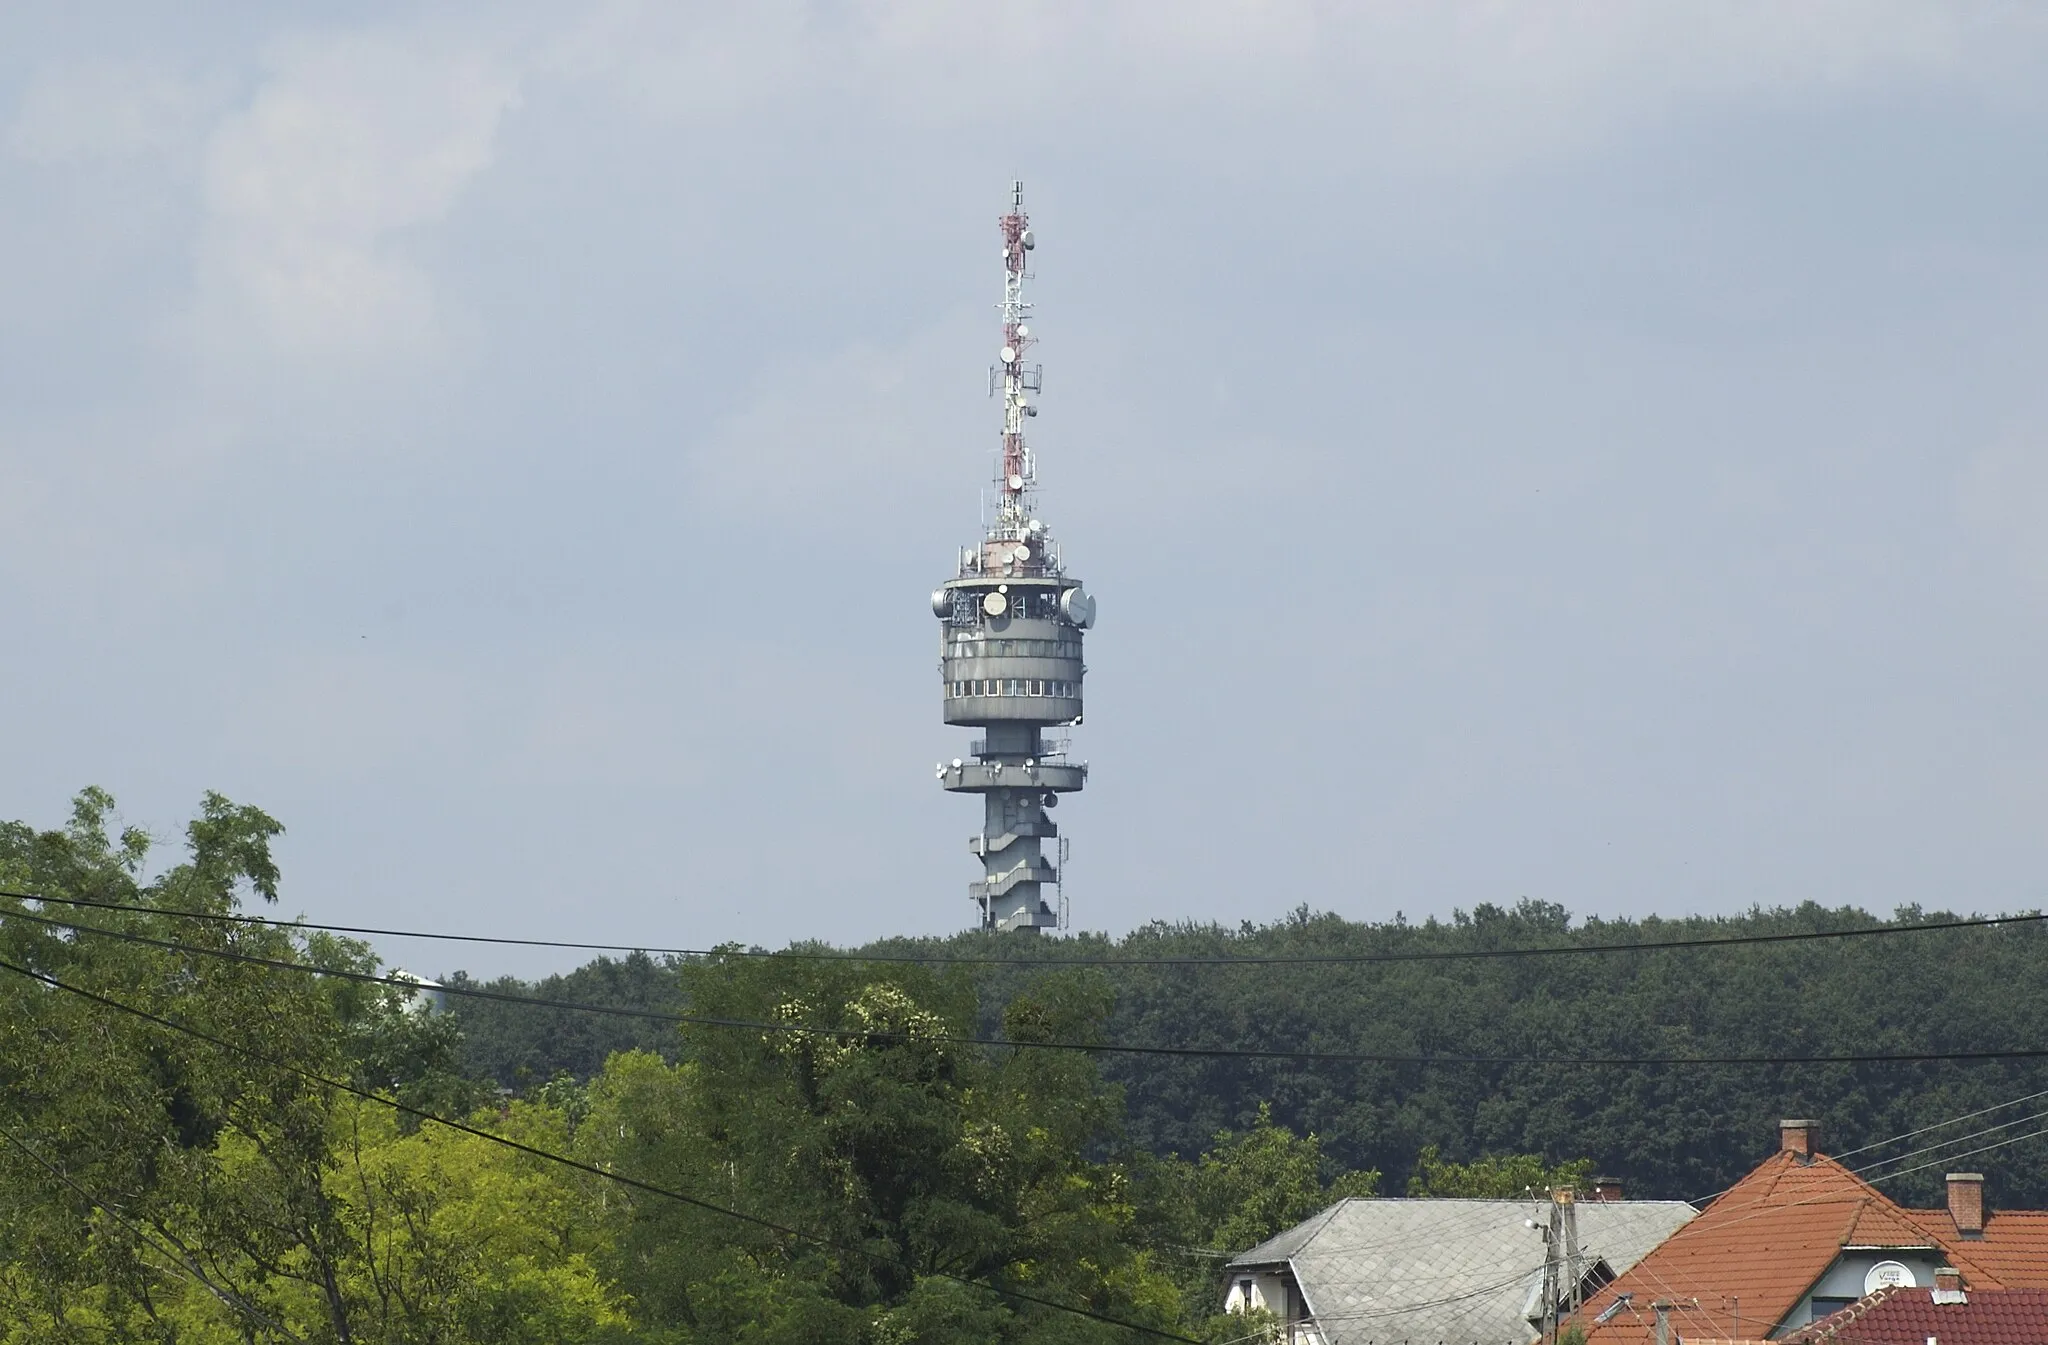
[0,789,603,1343]
[579,959,1187,1344]
[1140,1104,1378,1333]
[1406,1145,1593,1198]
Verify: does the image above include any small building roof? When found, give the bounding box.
[1787,1286,2048,1345]
[1227,1197,1697,1345]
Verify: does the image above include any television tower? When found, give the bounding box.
[931,182,1097,933]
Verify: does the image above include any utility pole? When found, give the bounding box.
[1540,1193,1562,1345]
[1561,1186,1583,1327]
[1540,1186,1584,1345]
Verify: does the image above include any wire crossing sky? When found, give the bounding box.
[9,890,2044,966]
[17,905,2048,1070]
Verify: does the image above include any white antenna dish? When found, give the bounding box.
[1008,474,1024,490]
[1000,346,1017,362]
[1013,544,1031,560]
[1017,325,1030,337]
[982,592,1008,617]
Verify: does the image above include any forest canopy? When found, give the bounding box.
[7,788,2047,1342]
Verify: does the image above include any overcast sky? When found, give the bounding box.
[5,4,2048,978]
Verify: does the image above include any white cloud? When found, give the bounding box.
[686,317,981,526]
[6,58,217,163]
[190,30,520,365]
[546,0,2041,173]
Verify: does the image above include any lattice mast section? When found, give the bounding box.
[994,180,1043,536]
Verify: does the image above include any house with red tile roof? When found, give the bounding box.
[1782,1269,2048,1345]
[1580,1120,2048,1345]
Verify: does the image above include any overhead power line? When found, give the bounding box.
[0,955,1200,1345]
[6,889,2041,968]
[1831,1086,2048,1162]
[16,907,2048,1070]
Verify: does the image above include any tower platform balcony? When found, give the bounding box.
[939,761,1087,793]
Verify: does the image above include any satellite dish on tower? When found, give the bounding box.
[1001,346,1017,362]
[983,592,1008,617]
[1060,587,1096,629]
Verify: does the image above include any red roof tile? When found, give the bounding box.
[1580,1151,2006,1345]
[1902,1210,2048,1289]
[1787,1287,2048,1345]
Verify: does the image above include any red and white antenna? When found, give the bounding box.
[993,180,1041,531]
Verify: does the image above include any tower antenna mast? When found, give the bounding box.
[994,180,1042,527]
[930,182,1098,934]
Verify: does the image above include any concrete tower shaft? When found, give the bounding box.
[931,183,1097,934]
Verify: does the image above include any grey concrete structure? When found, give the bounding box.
[932,184,1097,933]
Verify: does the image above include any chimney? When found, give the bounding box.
[1591,1176,1625,1202]
[1932,1267,1967,1305]
[1779,1118,1820,1160]
[1947,1173,1984,1237]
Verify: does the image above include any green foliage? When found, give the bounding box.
[835,897,2048,1207]
[449,950,686,1088]
[577,957,1187,1342]
[23,785,2048,1340]
[1137,1103,1378,1326]
[1406,1144,1593,1198]
[0,789,619,1343]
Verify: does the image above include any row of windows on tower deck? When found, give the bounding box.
[948,678,1079,699]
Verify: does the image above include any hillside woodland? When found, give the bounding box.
[5,789,2044,1342]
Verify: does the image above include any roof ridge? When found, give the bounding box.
[1790,1282,1903,1343]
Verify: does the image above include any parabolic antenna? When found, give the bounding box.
[1000,346,1017,362]
[931,589,951,617]
[1008,474,1024,490]
[983,591,1008,617]
[1013,544,1031,560]
[1060,586,1096,629]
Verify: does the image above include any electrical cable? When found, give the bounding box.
[1852,1105,2048,1181]
[1684,1089,2048,1206]
[0,955,1199,1345]
[1831,1087,2048,1161]
[1863,1121,2048,1187]
[20,905,2048,1071]
[7,889,2040,968]
[0,1120,307,1343]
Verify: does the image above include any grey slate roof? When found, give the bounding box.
[1227,1198,1697,1345]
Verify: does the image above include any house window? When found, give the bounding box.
[1810,1298,1856,1322]
[1236,1278,1253,1309]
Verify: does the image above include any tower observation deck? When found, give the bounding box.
[931,182,1098,934]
